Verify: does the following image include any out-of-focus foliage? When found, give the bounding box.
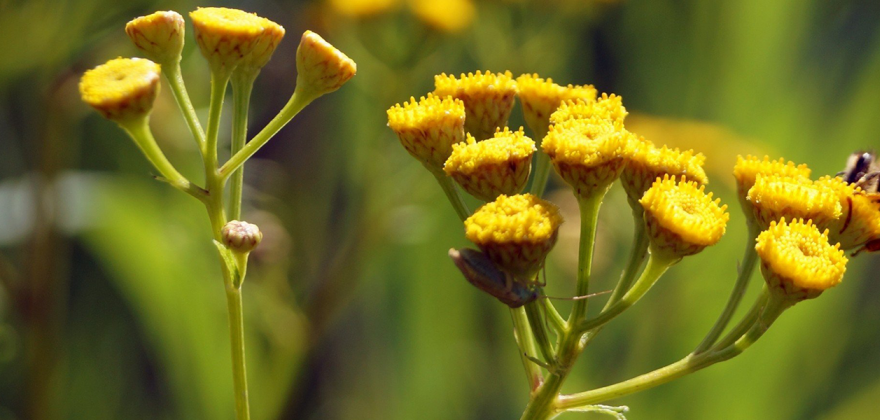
[1,0,879,419]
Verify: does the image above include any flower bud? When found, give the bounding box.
[125,11,186,65]
[387,94,466,172]
[190,7,282,76]
[550,93,627,126]
[79,57,161,124]
[621,138,707,202]
[296,30,357,98]
[733,155,811,217]
[444,127,535,201]
[747,174,841,230]
[221,220,263,253]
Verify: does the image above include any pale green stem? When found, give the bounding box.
[205,72,230,177]
[163,62,206,151]
[525,301,556,367]
[511,307,545,391]
[712,286,770,350]
[220,88,316,179]
[541,297,566,335]
[556,290,787,411]
[229,75,256,220]
[693,222,761,353]
[119,118,203,200]
[568,193,604,325]
[604,203,648,310]
[225,285,250,420]
[527,125,551,197]
[431,170,471,221]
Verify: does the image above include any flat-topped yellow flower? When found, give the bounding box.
[747,174,842,230]
[621,138,708,202]
[815,176,880,252]
[190,7,282,75]
[296,30,357,99]
[549,93,627,125]
[388,94,466,171]
[542,117,632,198]
[126,11,186,66]
[756,218,846,301]
[733,155,811,206]
[444,127,536,201]
[640,175,729,259]
[465,194,563,281]
[434,70,517,140]
[79,57,161,124]
[516,74,597,138]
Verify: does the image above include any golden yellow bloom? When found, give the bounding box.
[434,70,517,140]
[387,94,466,171]
[621,138,708,202]
[329,0,399,17]
[755,218,846,301]
[465,194,563,281]
[515,74,597,137]
[79,57,161,123]
[549,93,627,125]
[640,175,729,259]
[190,7,281,75]
[815,176,880,252]
[746,174,842,230]
[541,117,631,198]
[733,155,811,206]
[409,0,475,33]
[444,127,536,201]
[125,11,185,66]
[296,30,357,98]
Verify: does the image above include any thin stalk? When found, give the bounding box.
[527,126,551,197]
[205,72,230,175]
[220,88,315,179]
[431,170,471,221]
[163,62,206,151]
[568,193,604,324]
[604,204,648,310]
[541,297,566,335]
[693,222,761,353]
[225,285,251,420]
[120,118,203,200]
[511,307,545,391]
[525,301,556,367]
[229,75,256,220]
[712,286,769,350]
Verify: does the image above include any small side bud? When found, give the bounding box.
[295,30,357,99]
[79,57,161,124]
[221,220,263,253]
[125,11,186,66]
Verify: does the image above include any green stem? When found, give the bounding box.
[527,126,551,197]
[712,286,769,350]
[541,297,566,335]
[568,193,604,325]
[229,75,256,220]
[525,301,556,367]
[431,170,471,221]
[225,285,251,420]
[219,88,316,179]
[120,118,203,200]
[604,204,648,310]
[693,222,761,353]
[163,62,206,151]
[511,307,545,391]
[205,72,230,178]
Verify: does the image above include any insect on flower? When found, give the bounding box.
[836,151,880,255]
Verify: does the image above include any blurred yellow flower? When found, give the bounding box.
[465,194,563,280]
[387,94,466,171]
[815,176,880,252]
[747,175,842,230]
[434,70,517,140]
[79,57,161,123]
[640,175,729,259]
[516,73,597,138]
[329,0,400,17]
[621,138,708,202]
[125,11,186,66]
[756,218,846,302]
[408,0,475,33]
[444,127,536,201]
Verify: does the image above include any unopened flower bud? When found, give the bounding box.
[296,30,357,99]
[190,7,281,76]
[125,11,186,65]
[79,57,161,124]
[221,220,263,253]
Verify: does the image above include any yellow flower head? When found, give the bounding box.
[621,138,708,202]
[296,30,357,98]
[409,0,475,33]
[125,11,186,66]
[755,218,846,302]
[541,117,632,198]
[815,176,880,252]
[388,94,467,171]
[733,155,811,212]
[444,127,536,201]
[640,175,729,259]
[79,57,161,124]
[515,73,597,138]
[465,194,563,281]
[746,175,842,230]
[329,0,399,17]
[236,17,285,78]
[189,7,282,75]
[549,93,628,125]
[434,70,517,140]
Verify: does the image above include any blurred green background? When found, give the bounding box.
[1,0,879,419]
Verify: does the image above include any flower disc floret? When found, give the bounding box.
[621,138,708,201]
[79,57,161,123]
[465,194,563,281]
[755,218,846,301]
[747,175,842,229]
[190,7,281,74]
[125,11,186,65]
[542,117,632,198]
[815,176,880,251]
[444,127,536,201]
[388,95,466,171]
[434,70,517,140]
[640,175,729,259]
[516,73,597,137]
[550,93,627,125]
